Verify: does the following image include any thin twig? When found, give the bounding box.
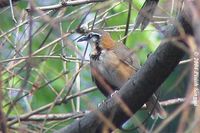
[8,112,86,121]
[8,86,97,126]
[27,0,107,11]
[123,0,132,44]
[0,66,7,133]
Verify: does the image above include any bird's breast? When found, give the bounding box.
[90,50,136,88]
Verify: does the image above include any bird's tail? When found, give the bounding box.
[146,94,167,119]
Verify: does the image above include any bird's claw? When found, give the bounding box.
[111,90,119,97]
[97,99,106,107]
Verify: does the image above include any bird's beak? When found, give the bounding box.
[77,35,89,42]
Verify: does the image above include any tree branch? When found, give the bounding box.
[55,12,193,133]
[27,0,107,11]
[0,0,19,8]
[7,98,189,122]
[0,66,7,133]
[8,112,85,122]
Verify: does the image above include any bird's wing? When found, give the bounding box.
[90,60,119,97]
[134,0,159,30]
[114,43,141,71]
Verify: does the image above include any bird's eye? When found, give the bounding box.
[90,36,99,44]
[86,32,101,44]
[88,34,93,38]
[90,32,101,39]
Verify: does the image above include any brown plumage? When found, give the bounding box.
[78,29,167,119]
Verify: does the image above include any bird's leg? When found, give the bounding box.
[98,91,119,107]
[110,90,119,97]
[97,99,106,107]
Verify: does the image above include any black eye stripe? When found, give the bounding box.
[96,45,101,51]
[89,34,92,38]
[88,32,101,38]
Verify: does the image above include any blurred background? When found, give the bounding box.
[0,0,192,132]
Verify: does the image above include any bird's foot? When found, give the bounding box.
[111,90,119,97]
[97,99,106,107]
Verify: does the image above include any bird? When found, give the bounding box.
[77,29,166,119]
[134,0,159,30]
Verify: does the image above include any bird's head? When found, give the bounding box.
[77,30,115,50]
